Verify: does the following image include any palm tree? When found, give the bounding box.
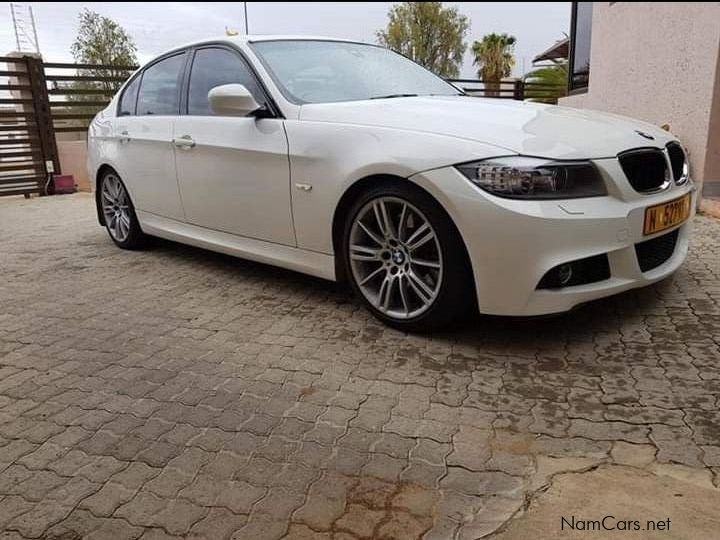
[524,64,568,104]
[472,33,516,97]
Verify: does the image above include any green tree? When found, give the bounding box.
[471,33,516,96]
[523,64,568,104]
[70,8,138,91]
[61,9,138,127]
[376,2,470,78]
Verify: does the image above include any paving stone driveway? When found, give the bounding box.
[0,193,719,540]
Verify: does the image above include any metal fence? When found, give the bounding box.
[0,55,136,196]
[0,55,57,196]
[45,61,137,133]
[447,78,566,103]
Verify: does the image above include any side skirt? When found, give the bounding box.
[137,210,337,281]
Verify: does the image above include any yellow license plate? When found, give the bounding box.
[643,193,691,236]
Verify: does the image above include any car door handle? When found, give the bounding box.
[172,135,196,149]
[118,130,131,143]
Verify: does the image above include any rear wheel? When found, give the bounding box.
[99,171,146,249]
[343,183,474,331]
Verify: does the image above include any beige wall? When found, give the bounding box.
[57,140,90,192]
[561,2,720,190]
[705,48,720,185]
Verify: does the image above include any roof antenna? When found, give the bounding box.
[244,2,249,34]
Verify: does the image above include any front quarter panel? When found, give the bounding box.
[284,120,510,254]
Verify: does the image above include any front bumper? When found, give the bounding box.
[411,159,696,316]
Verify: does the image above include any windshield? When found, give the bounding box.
[250,40,461,104]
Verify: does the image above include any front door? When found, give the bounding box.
[173,46,294,246]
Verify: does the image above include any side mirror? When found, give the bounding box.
[208,84,262,116]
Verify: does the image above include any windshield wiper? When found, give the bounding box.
[369,93,419,100]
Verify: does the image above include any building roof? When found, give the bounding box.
[533,38,569,63]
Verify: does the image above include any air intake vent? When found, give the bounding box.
[635,229,678,272]
[618,149,669,193]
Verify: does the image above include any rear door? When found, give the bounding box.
[114,52,187,221]
[173,46,294,245]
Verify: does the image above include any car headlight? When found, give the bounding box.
[456,156,607,199]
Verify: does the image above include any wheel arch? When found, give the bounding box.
[330,173,474,293]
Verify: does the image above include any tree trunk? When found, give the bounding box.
[486,80,500,97]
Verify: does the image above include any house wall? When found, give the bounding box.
[57,140,90,192]
[705,47,720,192]
[561,2,720,191]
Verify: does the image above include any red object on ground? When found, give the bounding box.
[53,175,76,194]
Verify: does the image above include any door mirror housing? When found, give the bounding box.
[208,84,263,116]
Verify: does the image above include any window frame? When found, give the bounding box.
[116,49,189,118]
[567,1,593,95]
[181,43,282,118]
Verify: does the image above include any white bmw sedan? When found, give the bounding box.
[88,36,695,331]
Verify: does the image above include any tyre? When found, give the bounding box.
[342,182,474,332]
[99,170,147,249]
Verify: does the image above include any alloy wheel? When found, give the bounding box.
[101,174,131,243]
[349,196,443,319]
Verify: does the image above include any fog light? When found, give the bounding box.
[536,254,611,289]
[557,264,573,285]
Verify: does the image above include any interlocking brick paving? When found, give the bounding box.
[0,193,718,539]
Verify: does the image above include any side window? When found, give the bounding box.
[188,48,263,115]
[118,75,140,116]
[136,54,185,115]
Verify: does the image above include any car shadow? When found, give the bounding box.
[145,235,673,353]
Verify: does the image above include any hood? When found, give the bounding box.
[298,95,676,160]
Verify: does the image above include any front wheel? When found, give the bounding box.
[99,171,146,249]
[343,183,474,332]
